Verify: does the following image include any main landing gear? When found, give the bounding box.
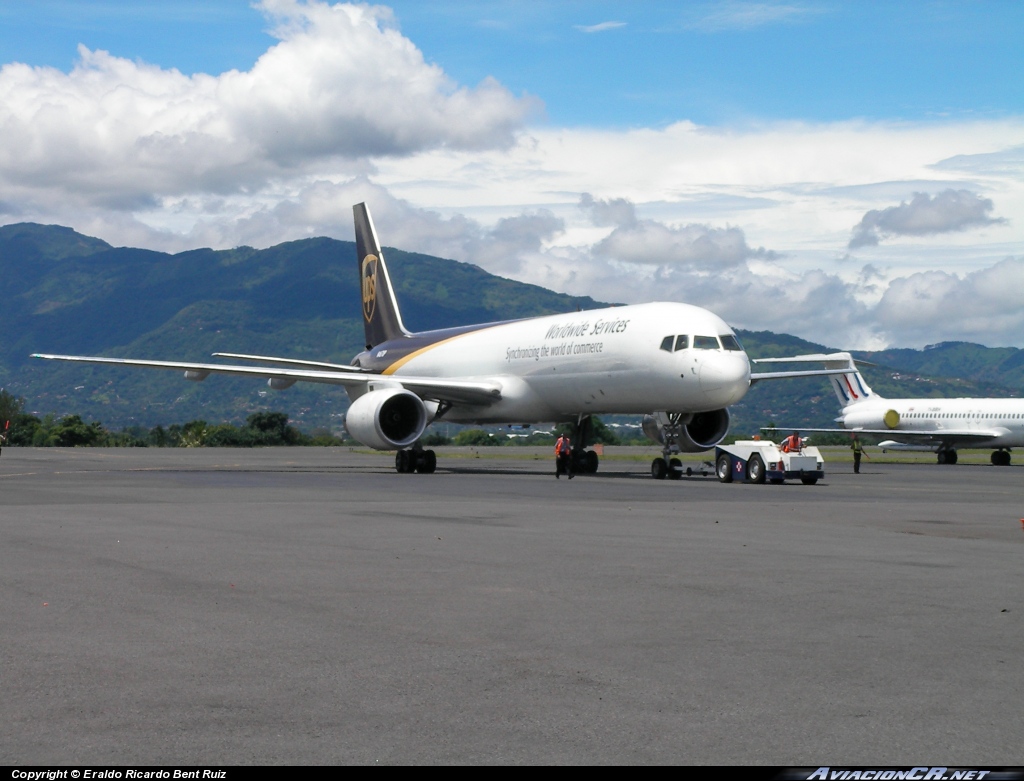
[574,449,600,474]
[937,448,1012,465]
[395,447,437,473]
[570,415,600,475]
[394,414,604,476]
[991,449,1012,466]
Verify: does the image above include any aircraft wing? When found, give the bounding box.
[763,426,1005,444]
[31,353,503,407]
[210,352,367,372]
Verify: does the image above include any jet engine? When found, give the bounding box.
[345,388,428,450]
[842,408,893,429]
[642,409,731,452]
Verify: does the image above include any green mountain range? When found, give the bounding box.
[2,222,1020,434]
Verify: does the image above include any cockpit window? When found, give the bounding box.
[693,335,720,350]
[720,334,743,351]
[660,336,674,352]
[674,335,689,351]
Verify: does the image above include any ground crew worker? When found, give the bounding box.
[851,434,869,473]
[780,431,802,453]
[554,433,574,479]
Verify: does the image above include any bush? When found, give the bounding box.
[6,413,42,446]
[204,424,255,447]
[40,415,106,447]
[246,411,305,445]
[453,429,500,446]
[0,389,24,430]
[177,420,208,448]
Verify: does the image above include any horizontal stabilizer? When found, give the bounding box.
[749,367,854,383]
[753,352,874,366]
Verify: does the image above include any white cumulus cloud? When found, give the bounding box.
[581,193,776,269]
[0,0,536,207]
[873,257,1024,345]
[849,189,1005,248]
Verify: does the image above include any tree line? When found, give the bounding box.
[0,390,341,448]
[5,389,828,449]
[0,389,646,449]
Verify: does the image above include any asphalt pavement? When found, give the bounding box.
[2,447,1022,764]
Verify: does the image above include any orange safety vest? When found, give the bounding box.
[555,437,571,456]
[781,435,801,452]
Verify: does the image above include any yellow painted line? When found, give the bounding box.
[382,331,481,375]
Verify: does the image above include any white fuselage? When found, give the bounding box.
[840,397,1024,448]
[375,302,751,423]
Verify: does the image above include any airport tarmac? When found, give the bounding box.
[1,446,1022,765]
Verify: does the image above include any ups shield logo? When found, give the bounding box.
[361,254,378,322]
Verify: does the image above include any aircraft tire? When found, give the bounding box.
[716,454,733,483]
[668,457,682,480]
[585,450,599,474]
[992,450,1011,466]
[948,450,958,464]
[937,450,947,465]
[416,450,437,474]
[651,458,668,480]
[396,449,413,473]
[747,454,766,484]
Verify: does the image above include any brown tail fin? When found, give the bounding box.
[353,203,410,350]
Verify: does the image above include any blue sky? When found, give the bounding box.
[1,1,1022,348]
[4,1,1022,125]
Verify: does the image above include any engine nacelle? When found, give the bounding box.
[842,408,890,429]
[642,409,731,452]
[345,388,428,450]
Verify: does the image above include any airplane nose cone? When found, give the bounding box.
[699,352,750,406]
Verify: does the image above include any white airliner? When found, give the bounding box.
[756,352,1024,465]
[34,203,838,477]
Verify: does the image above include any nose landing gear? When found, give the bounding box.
[649,413,687,480]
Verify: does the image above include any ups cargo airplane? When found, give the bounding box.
[756,352,1024,465]
[34,204,839,477]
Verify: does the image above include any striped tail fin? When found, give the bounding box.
[822,352,878,406]
[353,203,411,350]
